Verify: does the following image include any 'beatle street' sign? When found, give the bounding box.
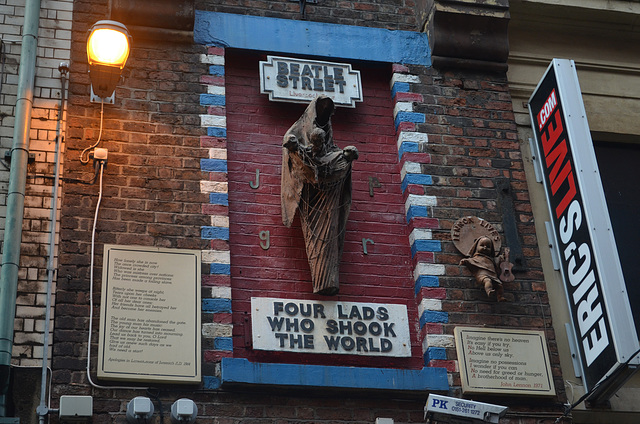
[260,56,363,107]
[251,297,411,357]
[528,59,639,396]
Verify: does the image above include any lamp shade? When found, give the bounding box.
[86,20,131,100]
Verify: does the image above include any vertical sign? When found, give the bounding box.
[98,245,201,383]
[528,59,639,394]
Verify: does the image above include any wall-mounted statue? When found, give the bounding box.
[281,96,358,295]
[451,217,514,302]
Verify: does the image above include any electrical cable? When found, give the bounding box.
[85,160,148,391]
[554,347,640,423]
[79,100,104,164]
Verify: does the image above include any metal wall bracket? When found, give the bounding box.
[544,221,561,271]
[4,150,35,164]
[496,177,526,271]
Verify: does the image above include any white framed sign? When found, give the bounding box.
[98,245,201,383]
[260,55,362,107]
[455,327,555,397]
[528,59,640,397]
[251,297,411,357]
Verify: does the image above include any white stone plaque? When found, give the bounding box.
[251,297,411,357]
[260,56,363,107]
[455,327,555,396]
[98,245,201,383]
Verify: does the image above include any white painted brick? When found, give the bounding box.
[211,286,232,299]
[419,299,442,316]
[210,215,229,227]
[422,334,455,350]
[201,249,230,264]
[209,148,227,159]
[200,180,228,194]
[413,263,446,280]
[400,161,421,180]
[206,85,226,95]
[200,114,226,128]
[398,131,428,144]
[390,73,420,87]
[393,102,413,120]
[200,54,225,65]
[409,228,432,245]
[404,194,437,214]
[202,323,232,338]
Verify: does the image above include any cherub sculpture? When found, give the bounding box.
[281,95,358,295]
[451,217,513,302]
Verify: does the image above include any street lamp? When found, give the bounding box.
[86,20,131,103]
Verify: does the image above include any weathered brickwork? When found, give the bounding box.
[24,0,568,423]
[0,0,73,365]
[406,65,564,403]
[196,0,419,31]
[53,0,211,393]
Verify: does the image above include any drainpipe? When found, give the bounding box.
[0,0,41,416]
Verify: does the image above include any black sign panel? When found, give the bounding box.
[529,65,618,389]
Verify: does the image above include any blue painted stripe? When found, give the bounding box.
[207,127,227,138]
[203,376,222,389]
[201,226,230,240]
[425,347,447,362]
[221,358,448,391]
[195,11,431,66]
[401,174,432,192]
[203,298,232,313]
[420,310,449,327]
[209,193,229,206]
[209,65,225,76]
[200,93,226,106]
[411,240,442,257]
[215,337,234,351]
[201,158,228,172]
[398,141,419,159]
[395,111,425,129]
[406,205,428,222]
[414,275,440,294]
[210,263,231,275]
[391,82,410,98]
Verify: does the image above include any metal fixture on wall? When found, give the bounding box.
[170,399,197,424]
[86,20,131,103]
[126,397,154,423]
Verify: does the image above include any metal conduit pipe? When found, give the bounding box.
[36,63,68,424]
[0,0,41,416]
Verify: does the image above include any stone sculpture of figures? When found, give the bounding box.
[451,216,514,302]
[281,95,358,295]
[460,236,509,302]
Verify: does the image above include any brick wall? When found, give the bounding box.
[221,51,423,369]
[45,0,566,422]
[0,0,73,366]
[196,0,419,31]
[53,0,211,390]
[404,65,565,403]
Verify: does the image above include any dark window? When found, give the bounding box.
[594,140,640,336]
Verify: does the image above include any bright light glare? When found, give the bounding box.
[87,28,129,67]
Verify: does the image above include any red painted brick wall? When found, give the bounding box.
[225,51,423,369]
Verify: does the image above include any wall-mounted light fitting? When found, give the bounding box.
[86,20,131,104]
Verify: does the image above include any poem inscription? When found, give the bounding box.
[98,245,201,383]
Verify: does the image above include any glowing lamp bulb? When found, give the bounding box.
[87,28,130,68]
[86,20,131,102]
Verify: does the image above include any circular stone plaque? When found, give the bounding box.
[451,216,502,256]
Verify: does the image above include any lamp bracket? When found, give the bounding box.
[91,86,115,104]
